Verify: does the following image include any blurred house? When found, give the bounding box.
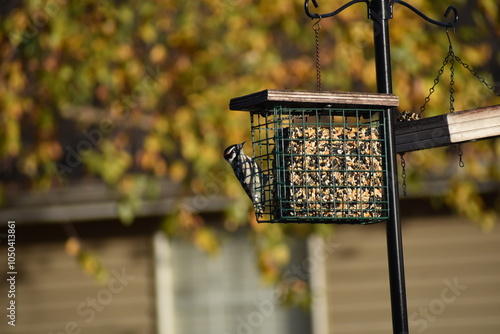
[0,178,499,334]
[318,210,500,334]
[0,179,312,334]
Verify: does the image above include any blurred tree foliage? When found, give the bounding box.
[0,0,498,286]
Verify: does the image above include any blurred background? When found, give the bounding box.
[0,0,499,333]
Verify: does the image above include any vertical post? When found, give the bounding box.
[370,0,409,333]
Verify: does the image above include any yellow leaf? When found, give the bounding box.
[149,44,167,63]
[144,135,161,152]
[193,227,220,255]
[140,24,157,44]
[65,237,81,257]
[169,160,187,182]
[272,244,290,266]
[117,44,133,61]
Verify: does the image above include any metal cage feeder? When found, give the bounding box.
[230,89,399,224]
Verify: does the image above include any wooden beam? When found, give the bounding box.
[395,104,500,153]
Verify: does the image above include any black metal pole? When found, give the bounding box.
[370,0,409,333]
[304,1,459,333]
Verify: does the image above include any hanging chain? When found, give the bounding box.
[446,31,500,167]
[457,145,465,167]
[411,28,499,179]
[447,30,465,168]
[454,56,500,96]
[419,53,451,116]
[400,153,407,197]
[405,42,452,195]
[449,46,455,113]
[313,17,322,91]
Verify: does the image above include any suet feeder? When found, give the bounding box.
[230,89,399,224]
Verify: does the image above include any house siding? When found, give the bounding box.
[0,233,156,334]
[323,217,500,334]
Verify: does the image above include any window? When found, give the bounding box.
[154,231,311,334]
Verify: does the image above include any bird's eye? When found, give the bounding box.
[223,147,233,157]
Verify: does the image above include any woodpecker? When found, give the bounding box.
[223,142,264,215]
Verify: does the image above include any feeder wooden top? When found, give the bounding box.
[230,89,399,111]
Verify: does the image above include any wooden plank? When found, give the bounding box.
[395,104,500,153]
[448,105,500,143]
[230,89,399,111]
[395,114,450,152]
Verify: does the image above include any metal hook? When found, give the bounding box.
[445,27,453,47]
[312,15,322,31]
[304,0,458,28]
[443,6,459,29]
[305,0,369,19]
[392,1,459,28]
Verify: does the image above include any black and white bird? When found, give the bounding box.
[223,142,264,215]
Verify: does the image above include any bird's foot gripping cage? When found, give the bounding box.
[230,90,399,224]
